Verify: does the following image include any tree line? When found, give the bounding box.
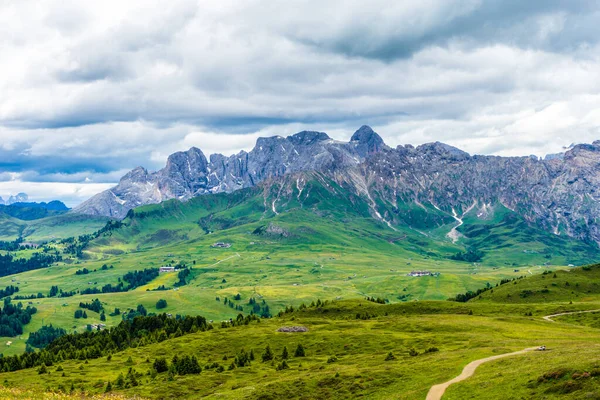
[0,252,61,277]
[0,298,37,337]
[0,313,213,373]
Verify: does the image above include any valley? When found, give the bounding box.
[0,130,599,399]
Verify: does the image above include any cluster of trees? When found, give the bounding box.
[0,238,24,251]
[79,268,159,296]
[14,286,75,300]
[112,367,142,390]
[276,299,330,317]
[79,298,103,313]
[122,268,159,290]
[220,313,261,328]
[61,220,123,259]
[0,285,18,299]
[261,343,305,370]
[153,355,201,376]
[62,234,93,258]
[0,298,37,337]
[74,310,88,319]
[223,297,244,312]
[76,265,113,276]
[451,276,524,302]
[365,296,387,304]
[75,268,91,275]
[450,249,484,263]
[248,297,272,318]
[156,299,167,309]
[123,305,148,320]
[175,267,191,287]
[26,325,67,349]
[0,313,212,373]
[0,252,61,277]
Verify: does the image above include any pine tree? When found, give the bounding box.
[294,344,305,357]
[262,345,274,362]
[105,381,112,393]
[281,346,289,360]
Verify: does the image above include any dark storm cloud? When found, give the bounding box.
[286,1,600,61]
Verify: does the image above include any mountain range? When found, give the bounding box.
[74,126,600,244]
[0,193,29,206]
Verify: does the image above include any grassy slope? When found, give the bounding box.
[473,263,600,303]
[1,300,600,399]
[0,213,109,242]
[1,176,599,356]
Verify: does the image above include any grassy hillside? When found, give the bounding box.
[0,213,109,242]
[1,300,600,399]
[473,263,600,303]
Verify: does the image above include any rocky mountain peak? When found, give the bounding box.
[288,131,330,145]
[350,125,385,156]
[121,166,149,182]
[416,142,470,160]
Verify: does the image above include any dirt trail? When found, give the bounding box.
[206,253,240,268]
[425,347,538,400]
[542,309,600,322]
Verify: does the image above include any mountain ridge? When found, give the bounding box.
[74,126,600,244]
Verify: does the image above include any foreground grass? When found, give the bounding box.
[1,300,600,399]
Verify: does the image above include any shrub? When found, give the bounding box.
[276,360,289,370]
[153,357,168,373]
[385,352,395,361]
[156,299,168,309]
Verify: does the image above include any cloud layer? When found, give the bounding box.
[1,0,599,205]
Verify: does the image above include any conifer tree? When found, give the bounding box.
[262,344,274,362]
[294,344,306,357]
[281,346,289,360]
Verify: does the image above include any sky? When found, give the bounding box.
[1,0,600,206]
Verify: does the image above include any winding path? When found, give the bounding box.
[542,308,600,322]
[425,308,600,399]
[425,347,538,400]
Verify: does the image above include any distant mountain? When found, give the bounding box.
[75,125,600,244]
[0,192,29,205]
[74,126,385,218]
[0,200,69,221]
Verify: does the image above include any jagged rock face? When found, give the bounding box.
[74,126,600,244]
[74,127,382,219]
[352,142,600,243]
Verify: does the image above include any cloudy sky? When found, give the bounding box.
[1,0,600,206]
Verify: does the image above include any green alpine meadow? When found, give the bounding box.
[3,2,600,399]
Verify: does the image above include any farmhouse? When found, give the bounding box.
[211,242,231,248]
[408,270,432,277]
[160,266,176,273]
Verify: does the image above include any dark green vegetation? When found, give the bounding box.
[0,298,37,337]
[26,325,66,349]
[0,201,68,221]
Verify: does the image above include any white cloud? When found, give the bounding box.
[1,1,600,206]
